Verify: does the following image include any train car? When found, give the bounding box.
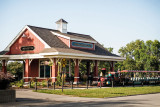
[98,70,160,87]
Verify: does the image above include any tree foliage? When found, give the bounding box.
[7,61,23,80]
[118,39,160,71]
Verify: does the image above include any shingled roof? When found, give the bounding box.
[28,25,119,57]
[0,51,8,55]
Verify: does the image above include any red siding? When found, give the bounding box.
[24,59,39,82]
[57,36,70,47]
[9,29,45,55]
[30,59,39,77]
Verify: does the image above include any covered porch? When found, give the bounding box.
[0,52,124,84]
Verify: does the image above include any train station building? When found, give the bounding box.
[0,19,125,83]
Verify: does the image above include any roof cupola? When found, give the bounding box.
[56,19,68,33]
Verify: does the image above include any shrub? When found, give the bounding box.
[30,82,35,88]
[30,77,37,82]
[10,82,16,86]
[42,80,47,87]
[56,75,62,86]
[29,77,38,88]
[15,80,24,88]
[0,72,14,90]
[37,82,41,86]
[82,75,88,82]
[30,81,41,88]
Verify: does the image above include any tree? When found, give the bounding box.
[118,39,160,71]
[106,47,113,53]
[7,61,23,80]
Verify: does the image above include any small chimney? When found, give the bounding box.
[56,19,68,33]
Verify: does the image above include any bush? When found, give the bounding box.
[42,80,47,87]
[82,75,88,82]
[10,82,15,86]
[0,72,14,90]
[15,80,24,88]
[56,75,62,86]
[30,81,41,88]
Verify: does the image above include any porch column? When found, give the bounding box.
[110,61,114,72]
[24,59,31,82]
[74,59,79,83]
[51,58,58,82]
[93,60,98,81]
[2,60,7,74]
[87,61,90,77]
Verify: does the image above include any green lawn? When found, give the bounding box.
[34,86,160,98]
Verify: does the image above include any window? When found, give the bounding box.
[40,60,51,78]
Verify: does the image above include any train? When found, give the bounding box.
[97,69,160,87]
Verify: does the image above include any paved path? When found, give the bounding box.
[0,89,160,107]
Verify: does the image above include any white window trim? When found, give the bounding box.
[39,59,51,79]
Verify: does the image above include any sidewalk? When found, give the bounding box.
[0,89,160,107]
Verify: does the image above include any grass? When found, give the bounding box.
[34,86,160,98]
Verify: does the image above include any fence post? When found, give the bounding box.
[141,81,143,87]
[47,81,49,88]
[100,80,101,88]
[86,80,88,89]
[71,81,73,89]
[35,82,37,91]
[53,82,55,90]
[77,82,78,87]
[89,80,91,86]
[29,81,31,88]
[123,81,125,87]
[133,81,134,87]
[112,80,114,88]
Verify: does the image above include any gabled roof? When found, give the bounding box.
[28,25,119,57]
[0,25,123,60]
[28,25,69,48]
[28,25,96,43]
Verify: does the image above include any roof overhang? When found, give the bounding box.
[0,54,45,60]
[40,52,125,61]
[0,52,125,61]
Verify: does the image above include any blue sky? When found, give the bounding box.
[0,0,160,54]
